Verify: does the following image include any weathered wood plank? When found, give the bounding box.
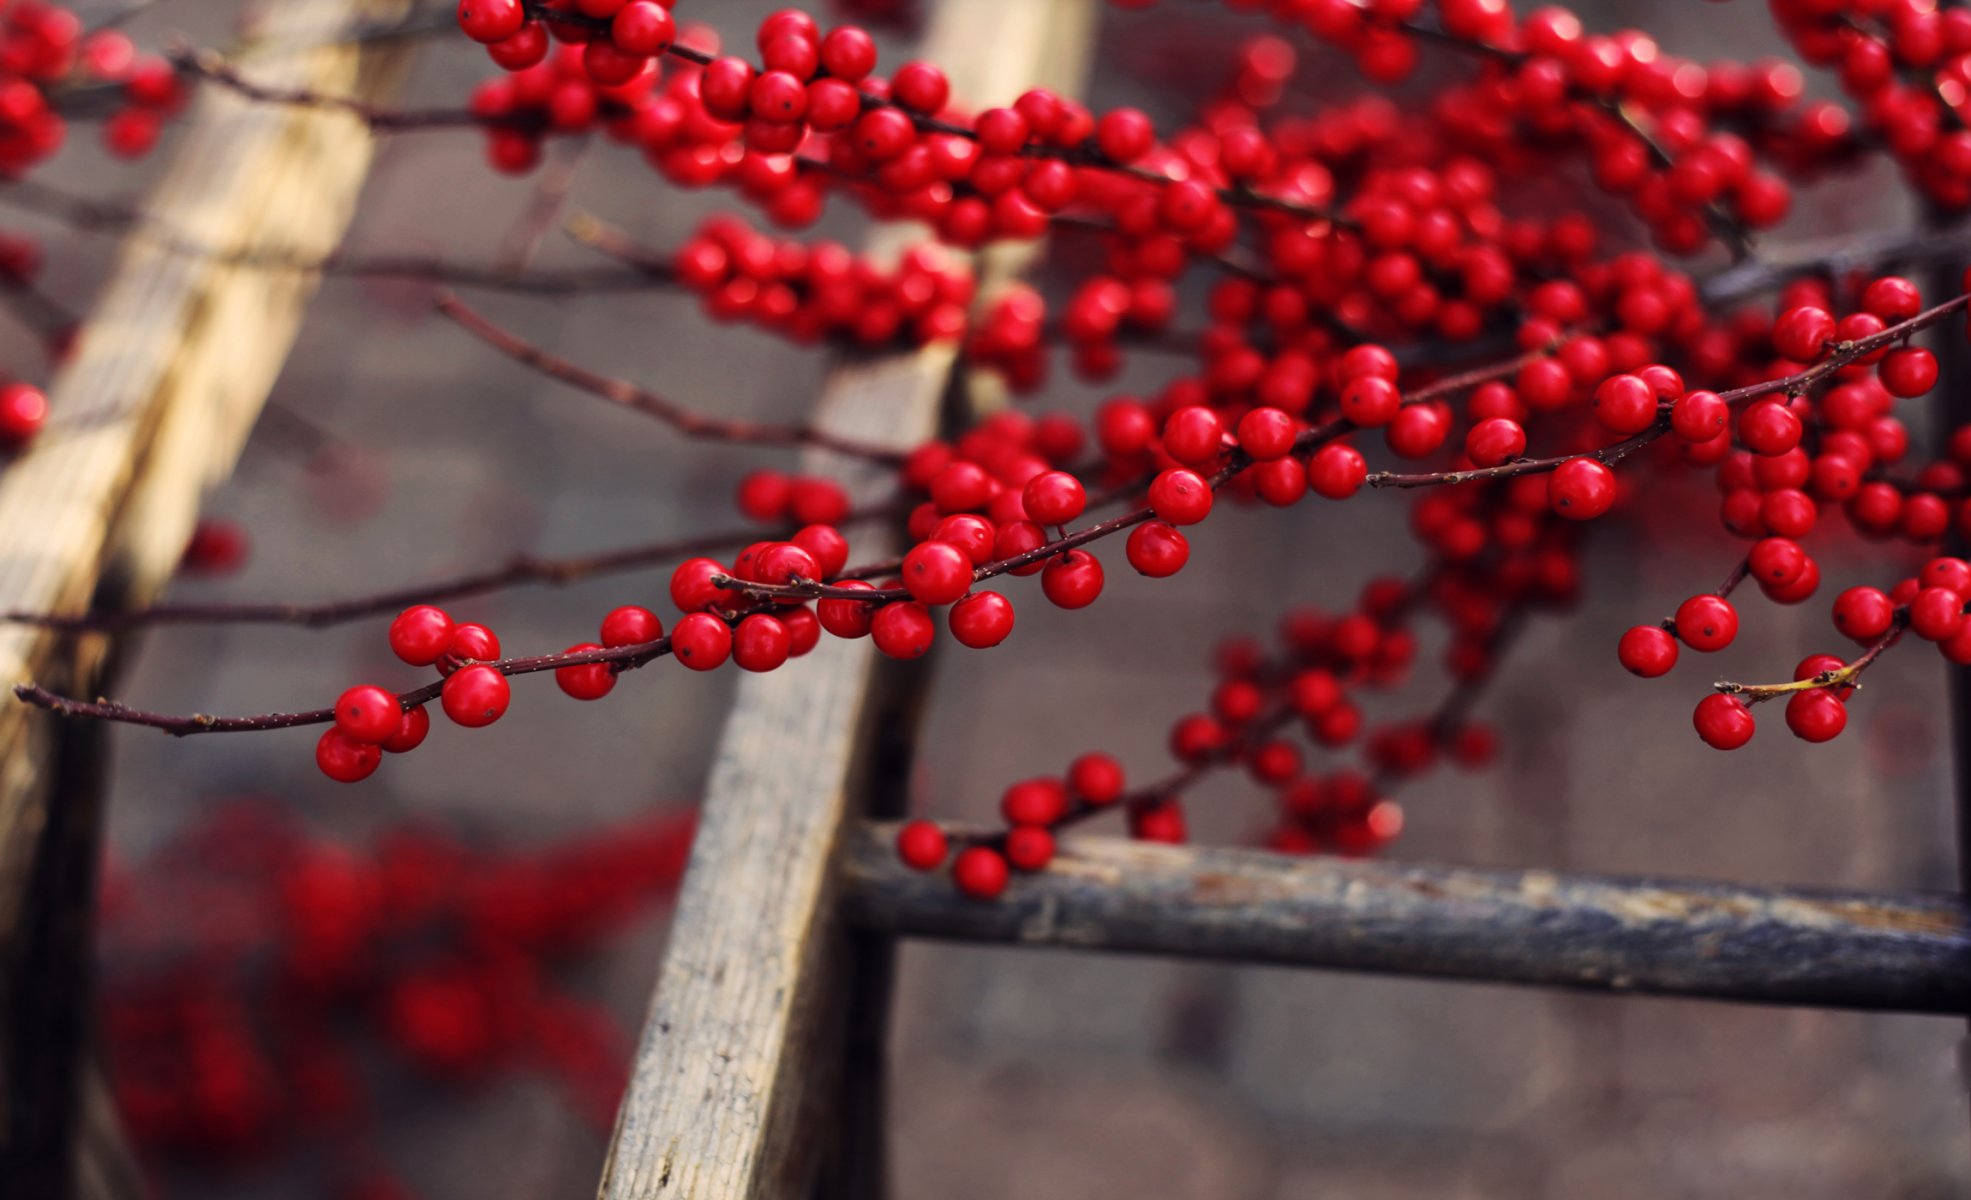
[596,3,1092,1196]
[0,1,411,1189]
[842,821,1971,1014]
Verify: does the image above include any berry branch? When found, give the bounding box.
[435,291,909,462]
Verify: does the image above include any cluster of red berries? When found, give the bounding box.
[674,215,974,347]
[103,799,693,1177]
[317,606,511,782]
[892,558,1536,896]
[1771,0,1971,207]
[1602,275,1971,748]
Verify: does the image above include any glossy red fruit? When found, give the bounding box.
[733,613,792,672]
[389,605,455,666]
[334,685,402,744]
[895,819,948,870]
[1148,468,1212,525]
[949,591,1015,648]
[380,706,430,754]
[1004,826,1056,871]
[316,728,382,783]
[1040,550,1104,609]
[818,580,878,638]
[1784,688,1847,743]
[1831,585,1896,642]
[600,605,662,647]
[871,600,935,659]
[1909,586,1965,641]
[457,0,526,44]
[952,846,1010,899]
[1670,390,1728,442]
[1339,375,1401,426]
[1548,457,1615,519]
[1617,624,1678,677]
[1022,471,1085,525]
[440,665,510,728]
[1237,407,1297,459]
[1674,595,1739,653]
[672,612,734,671]
[1464,417,1525,468]
[902,539,973,605]
[1126,520,1189,577]
[0,383,46,443]
[1068,752,1124,804]
[1771,305,1833,361]
[1308,443,1367,499]
[1693,693,1755,750]
[556,643,617,700]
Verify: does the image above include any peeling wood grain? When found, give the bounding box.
[843,823,1971,1015]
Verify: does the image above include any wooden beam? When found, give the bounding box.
[0,1,412,1190]
[595,3,1093,1196]
[843,822,1971,1015]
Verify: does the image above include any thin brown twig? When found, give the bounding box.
[435,291,909,463]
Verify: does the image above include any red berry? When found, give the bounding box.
[1748,537,1806,587]
[440,664,510,728]
[1022,471,1085,525]
[1340,375,1401,427]
[1004,826,1055,871]
[733,613,792,672]
[1693,693,1755,750]
[952,846,1009,899]
[556,643,617,700]
[673,612,734,671]
[1880,347,1939,398]
[1592,373,1657,435]
[949,590,1015,648]
[380,706,430,754]
[610,1,673,55]
[1674,594,1739,652]
[871,600,935,659]
[1671,390,1728,443]
[818,580,878,639]
[1162,406,1225,465]
[1738,400,1802,456]
[1308,443,1367,499]
[442,623,501,673]
[1548,457,1616,520]
[1237,407,1297,459]
[890,61,949,114]
[1910,586,1965,640]
[600,605,662,647]
[895,820,948,871]
[902,539,973,605]
[1001,777,1067,825]
[671,558,734,612]
[0,383,44,443]
[316,728,382,783]
[1784,688,1847,742]
[1831,585,1895,642]
[390,605,455,666]
[1464,417,1525,468]
[458,0,526,43]
[1148,467,1212,525]
[819,26,876,81]
[1772,305,1833,361]
[1068,752,1125,804]
[1617,624,1678,677]
[1040,550,1104,609]
[335,684,402,744]
[1126,520,1189,577]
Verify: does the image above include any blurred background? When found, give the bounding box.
[11,0,1969,1195]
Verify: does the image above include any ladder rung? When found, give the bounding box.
[843,821,1971,1015]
